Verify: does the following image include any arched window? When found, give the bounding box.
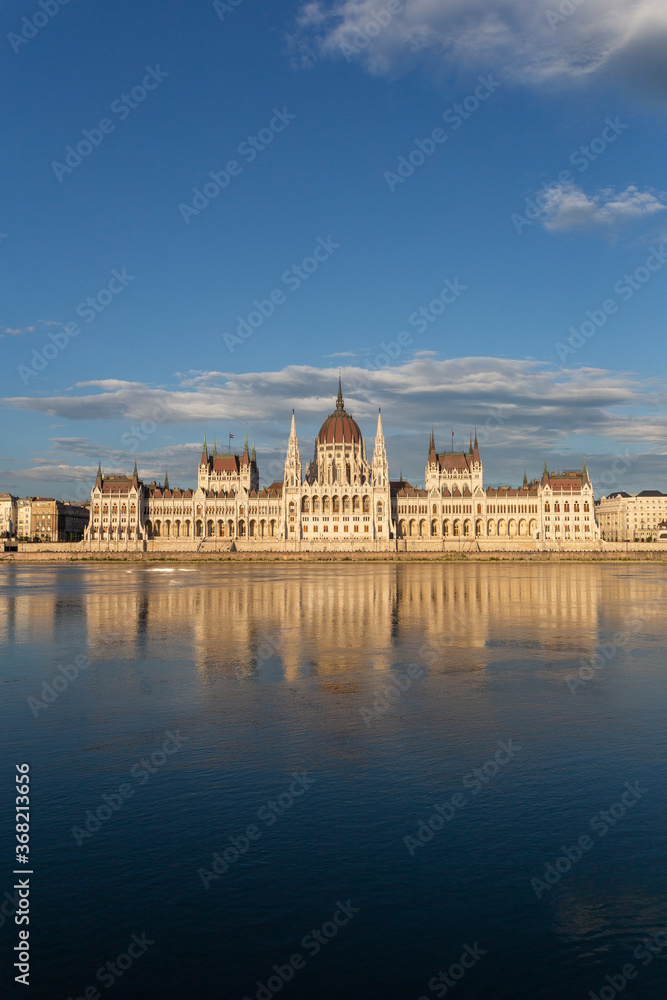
[564,503,570,512]
[362,496,370,514]
[584,502,589,512]
[377,501,383,516]
[554,503,560,512]
[302,497,310,513]
[352,496,360,513]
[574,502,580,512]
[544,503,550,512]
[333,496,340,513]
[323,496,330,513]
[313,496,320,513]
[342,496,350,513]
[432,504,437,514]
[289,501,295,515]
[477,504,482,514]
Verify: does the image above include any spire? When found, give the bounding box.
[336,373,344,412]
[95,461,102,486]
[372,408,388,487]
[582,458,588,481]
[132,461,138,482]
[542,459,549,483]
[469,432,473,455]
[284,408,301,486]
[523,469,528,487]
[164,471,169,491]
[251,436,256,460]
[473,426,480,464]
[200,434,208,465]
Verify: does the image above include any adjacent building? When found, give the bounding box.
[0,493,17,538]
[597,491,667,541]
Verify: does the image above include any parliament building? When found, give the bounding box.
[84,380,600,550]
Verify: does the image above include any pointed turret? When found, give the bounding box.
[164,471,169,492]
[473,426,480,464]
[523,469,528,487]
[132,461,138,486]
[428,427,437,465]
[242,431,249,464]
[582,459,589,482]
[251,436,256,462]
[336,373,344,412]
[95,461,102,488]
[542,460,549,484]
[200,434,208,466]
[372,408,388,487]
[284,409,302,487]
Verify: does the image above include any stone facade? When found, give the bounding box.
[596,491,667,541]
[84,381,601,550]
[0,493,17,538]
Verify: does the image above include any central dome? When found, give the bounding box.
[317,379,362,445]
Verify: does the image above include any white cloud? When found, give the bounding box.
[540,183,667,233]
[2,358,666,492]
[290,0,667,98]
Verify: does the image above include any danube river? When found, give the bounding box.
[1,563,666,999]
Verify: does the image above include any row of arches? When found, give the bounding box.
[145,518,279,539]
[397,518,539,539]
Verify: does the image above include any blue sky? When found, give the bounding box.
[2,0,667,499]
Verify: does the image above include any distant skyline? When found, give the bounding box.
[2,0,667,499]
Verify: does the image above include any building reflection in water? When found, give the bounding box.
[4,564,667,688]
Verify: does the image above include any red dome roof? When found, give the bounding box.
[317,380,362,445]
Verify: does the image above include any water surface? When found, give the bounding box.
[1,563,666,999]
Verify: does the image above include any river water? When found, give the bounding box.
[1,562,666,1000]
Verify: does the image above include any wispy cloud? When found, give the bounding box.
[1,319,61,338]
[540,183,667,233]
[3,358,666,492]
[290,0,667,99]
